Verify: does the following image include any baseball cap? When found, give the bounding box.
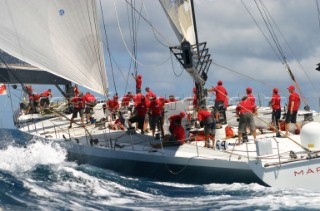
[287,85,295,90]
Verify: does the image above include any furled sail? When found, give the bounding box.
[159,0,196,45]
[0,0,108,95]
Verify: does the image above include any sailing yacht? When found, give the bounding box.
[1,0,320,191]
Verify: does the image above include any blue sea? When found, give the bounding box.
[0,129,319,210]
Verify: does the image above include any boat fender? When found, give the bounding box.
[300,122,320,150]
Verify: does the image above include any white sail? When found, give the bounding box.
[0,0,108,95]
[159,0,196,45]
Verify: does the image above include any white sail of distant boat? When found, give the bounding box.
[0,0,108,95]
[0,84,6,94]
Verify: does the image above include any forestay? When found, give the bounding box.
[0,0,108,95]
[159,0,196,45]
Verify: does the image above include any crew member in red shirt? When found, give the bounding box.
[83,92,97,123]
[236,96,257,145]
[129,96,148,134]
[132,74,142,94]
[74,84,79,97]
[246,87,255,104]
[106,95,119,121]
[27,93,40,114]
[69,92,85,128]
[168,95,177,102]
[148,95,164,137]
[270,88,281,137]
[168,111,186,135]
[209,80,228,123]
[285,85,301,137]
[197,109,215,148]
[40,89,52,113]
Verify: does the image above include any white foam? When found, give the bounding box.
[0,140,67,173]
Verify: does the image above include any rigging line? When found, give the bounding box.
[124,0,173,47]
[316,0,320,30]
[99,0,118,95]
[212,62,275,88]
[241,0,283,64]
[142,2,171,48]
[256,0,286,61]
[170,51,184,77]
[262,1,318,92]
[258,1,311,106]
[113,0,172,68]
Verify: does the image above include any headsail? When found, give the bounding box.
[159,0,196,45]
[0,0,108,95]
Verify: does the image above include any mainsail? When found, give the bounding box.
[0,0,108,95]
[159,0,196,45]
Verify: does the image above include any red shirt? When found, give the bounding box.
[107,99,119,110]
[149,99,163,116]
[211,85,228,101]
[135,101,148,116]
[72,96,85,109]
[236,99,256,114]
[134,93,144,106]
[169,114,182,131]
[197,110,212,121]
[247,93,255,104]
[271,93,281,110]
[173,125,186,143]
[83,93,96,103]
[136,78,142,89]
[288,91,300,111]
[41,90,51,97]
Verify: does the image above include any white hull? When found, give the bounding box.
[17,103,320,191]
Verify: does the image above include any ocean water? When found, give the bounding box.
[0,129,319,210]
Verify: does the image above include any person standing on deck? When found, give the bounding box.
[129,96,148,134]
[209,80,228,123]
[236,96,257,145]
[285,85,301,137]
[83,92,97,123]
[246,87,255,104]
[132,74,142,94]
[39,88,52,113]
[270,88,281,137]
[106,95,120,121]
[197,108,215,148]
[148,95,164,137]
[69,92,85,128]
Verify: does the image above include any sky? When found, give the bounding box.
[100,0,320,109]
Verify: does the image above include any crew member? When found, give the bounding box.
[209,80,228,123]
[69,92,85,128]
[270,88,281,137]
[83,92,97,123]
[197,108,215,148]
[40,89,52,113]
[236,96,257,145]
[285,85,301,137]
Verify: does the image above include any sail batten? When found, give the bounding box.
[0,0,108,95]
